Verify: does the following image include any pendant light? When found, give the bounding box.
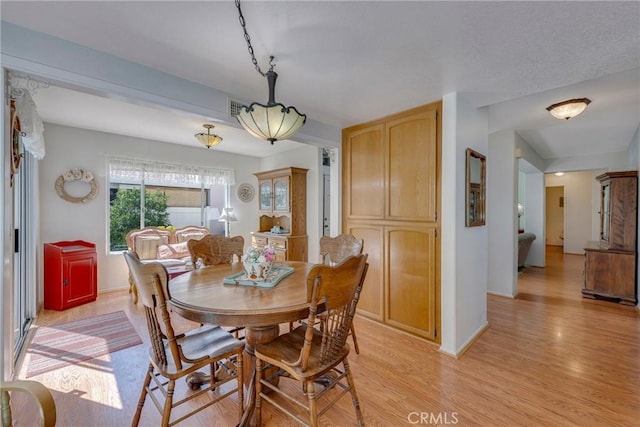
[234,0,307,144]
[195,124,223,149]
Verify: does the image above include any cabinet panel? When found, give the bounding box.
[64,255,97,304]
[346,223,384,321]
[386,226,436,339]
[344,125,385,219]
[387,111,437,221]
[583,248,636,305]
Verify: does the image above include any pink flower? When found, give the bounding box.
[263,246,276,262]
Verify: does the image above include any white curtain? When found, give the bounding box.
[107,157,235,186]
[15,92,46,159]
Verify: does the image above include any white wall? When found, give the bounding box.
[39,123,262,295]
[545,171,593,254]
[487,130,518,297]
[545,151,628,174]
[260,145,323,263]
[441,92,488,356]
[516,136,546,267]
[523,171,545,266]
[626,125,639,169]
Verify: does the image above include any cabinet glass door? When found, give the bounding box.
[259,181,272,211]
[274,178,289,211]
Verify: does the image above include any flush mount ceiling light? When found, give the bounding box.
[195,124,223,149]
[555,172,565,176]
[234,0,306,145]
[546,98,591,120]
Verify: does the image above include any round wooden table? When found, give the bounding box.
[169,261,316,426]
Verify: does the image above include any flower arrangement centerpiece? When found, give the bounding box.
[243,245,276,280]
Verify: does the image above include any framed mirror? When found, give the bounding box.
[465,148,486,227]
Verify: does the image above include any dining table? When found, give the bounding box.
[169,260,317,426]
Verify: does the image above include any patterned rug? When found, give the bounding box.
[26,310,142,378]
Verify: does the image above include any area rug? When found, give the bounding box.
[26,310,142,378]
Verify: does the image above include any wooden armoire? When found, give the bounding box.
[583,171,638,305]
[342,101,441,341]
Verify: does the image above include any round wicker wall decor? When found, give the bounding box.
[54,169,98,204]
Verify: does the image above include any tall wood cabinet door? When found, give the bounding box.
[343,124,385,219]
[387,111,437,222]
[385,225,437,340]
[346,223,384,321]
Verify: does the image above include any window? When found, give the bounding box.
[107,157,235,252]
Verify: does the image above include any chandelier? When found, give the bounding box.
[234,0,306,144]
[546,98,591,120]
[194,124,223,149]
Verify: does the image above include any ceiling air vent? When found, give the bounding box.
[229,99,244,118]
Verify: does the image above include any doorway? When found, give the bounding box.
[546,186,564,248]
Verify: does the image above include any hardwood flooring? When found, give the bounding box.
[11,246,640,426]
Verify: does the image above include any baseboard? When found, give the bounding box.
[438,321,490,359]
[487,291,515,299]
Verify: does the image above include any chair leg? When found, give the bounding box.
[343,359,364,427]
[161,379,175,427]
[350,324,360,354]
[306,380,319,427]
[132,364,153,427]
[236,352,244,421]
[255,358,263,426]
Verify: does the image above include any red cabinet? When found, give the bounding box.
[44,240,97,310]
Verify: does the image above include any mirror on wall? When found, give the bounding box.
[466,148,486,227]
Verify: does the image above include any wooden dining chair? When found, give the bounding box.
[187,235,246,338]
[123,251,244,427]
[254,254,368,427]
[319,234,364,354]
[1,380,56,427]
[188,235,244,267]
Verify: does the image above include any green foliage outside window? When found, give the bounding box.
[109,188,170,250]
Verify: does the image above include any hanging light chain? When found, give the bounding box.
[235,0,273,77]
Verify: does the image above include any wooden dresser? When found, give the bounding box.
[342,101,441,341]
[251,167,308,261]
[582,171,637,305]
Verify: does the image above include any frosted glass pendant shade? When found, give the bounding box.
[236,70,306,144]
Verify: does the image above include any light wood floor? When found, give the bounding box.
[12,246,640,426]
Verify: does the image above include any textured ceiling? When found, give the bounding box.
[2,1,639,160]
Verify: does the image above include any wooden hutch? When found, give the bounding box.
[251,167,308,261]
[583,171,638,305]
